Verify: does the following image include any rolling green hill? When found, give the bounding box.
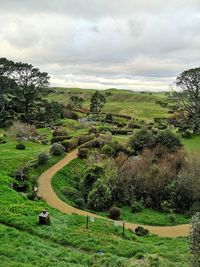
[48,87,170,121]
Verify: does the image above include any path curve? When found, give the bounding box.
[38,150,190,238]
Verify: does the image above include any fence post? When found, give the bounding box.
[122,222,125,237]
[86,215,89,229]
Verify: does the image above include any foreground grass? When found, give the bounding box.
[0,129,190,266]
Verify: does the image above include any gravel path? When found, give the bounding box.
[38,150,190,238]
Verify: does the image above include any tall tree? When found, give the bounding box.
[173,68,200,132]
[69,95,84,109]
[0,58,15,123]
[12,62,50,123]
[90,91,106,113]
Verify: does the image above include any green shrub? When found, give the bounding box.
[16,143,26,150]
[129,128,156,152]
[74,198,85,209]
[62,186,77,198]
[168,213,176,223]
[78,148,88,159]
[87,179,112,211]
[52,129,68,136]
[50,143,65,155]
[38,152,49,165]
[61,138,79,152]
[135,226,149,236]
[61,140,71,152]
[135,252,145,259]
[131,200,144,213]
[51,135,70,143]
[160,200,173,213]
[0,137,6,144]
[89,127,98,134]
[77,134,95,145]
[155,129,182,152]
[101,144,115,156]
[109,207,121,220]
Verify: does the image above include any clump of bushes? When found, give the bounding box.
[101,144,115,156]
[135,226,149,236]
[38,152,49,165]
[62,134,95,152]
[50,143,65,155]
[131,200,144,213]
[78,148,88,159]
[74,198,85,209]
[129,128,182,153]
[16,143,26,150]
[109,207,121,220]
[51,128,69,143]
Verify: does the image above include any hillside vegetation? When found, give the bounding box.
[48,88,170,121]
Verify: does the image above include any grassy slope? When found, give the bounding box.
[48,88,169,121]
[0,136,189,266]
[52,159,189,226]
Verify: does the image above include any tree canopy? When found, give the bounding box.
[0,58,60,126]
[173,67,200,132]
[90,91,106,113]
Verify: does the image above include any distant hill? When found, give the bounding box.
[48,87,170,121]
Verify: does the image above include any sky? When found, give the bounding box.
[0,0,200,91]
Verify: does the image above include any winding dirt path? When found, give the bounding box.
[38,150,190,238]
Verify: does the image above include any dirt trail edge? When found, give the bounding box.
[38,149,190,238]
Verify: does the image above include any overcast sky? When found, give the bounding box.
[0,0,200,91]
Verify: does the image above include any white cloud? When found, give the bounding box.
[0,0,200,90]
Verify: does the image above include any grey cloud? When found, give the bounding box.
[0,0,200,90]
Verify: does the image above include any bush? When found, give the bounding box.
[168,213,176,223]
[16,143,26,150]
[51,129,69,143]
[77,134,95,145]
[50,143,65,155]
[135,226,149,236]
[135,252,145,260]
[61,140,71,152]
[52,129,68,137]
[155,129,182,152]
[101,144,115,156]
[87,179,112,211]
[78,148,88,159]
[0,137,6,144]
[129,128,156,152]
[74,198,85,209]
[51,135,70,143]
[89,127,98,134]
[181,130,192,138]
[62,186,77,198]
[61,138,78,152]
[38,152,49,165]
[160,200,174,213]
[131,200,144,213]
[109,207,121,220]
[105,113,113,123]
